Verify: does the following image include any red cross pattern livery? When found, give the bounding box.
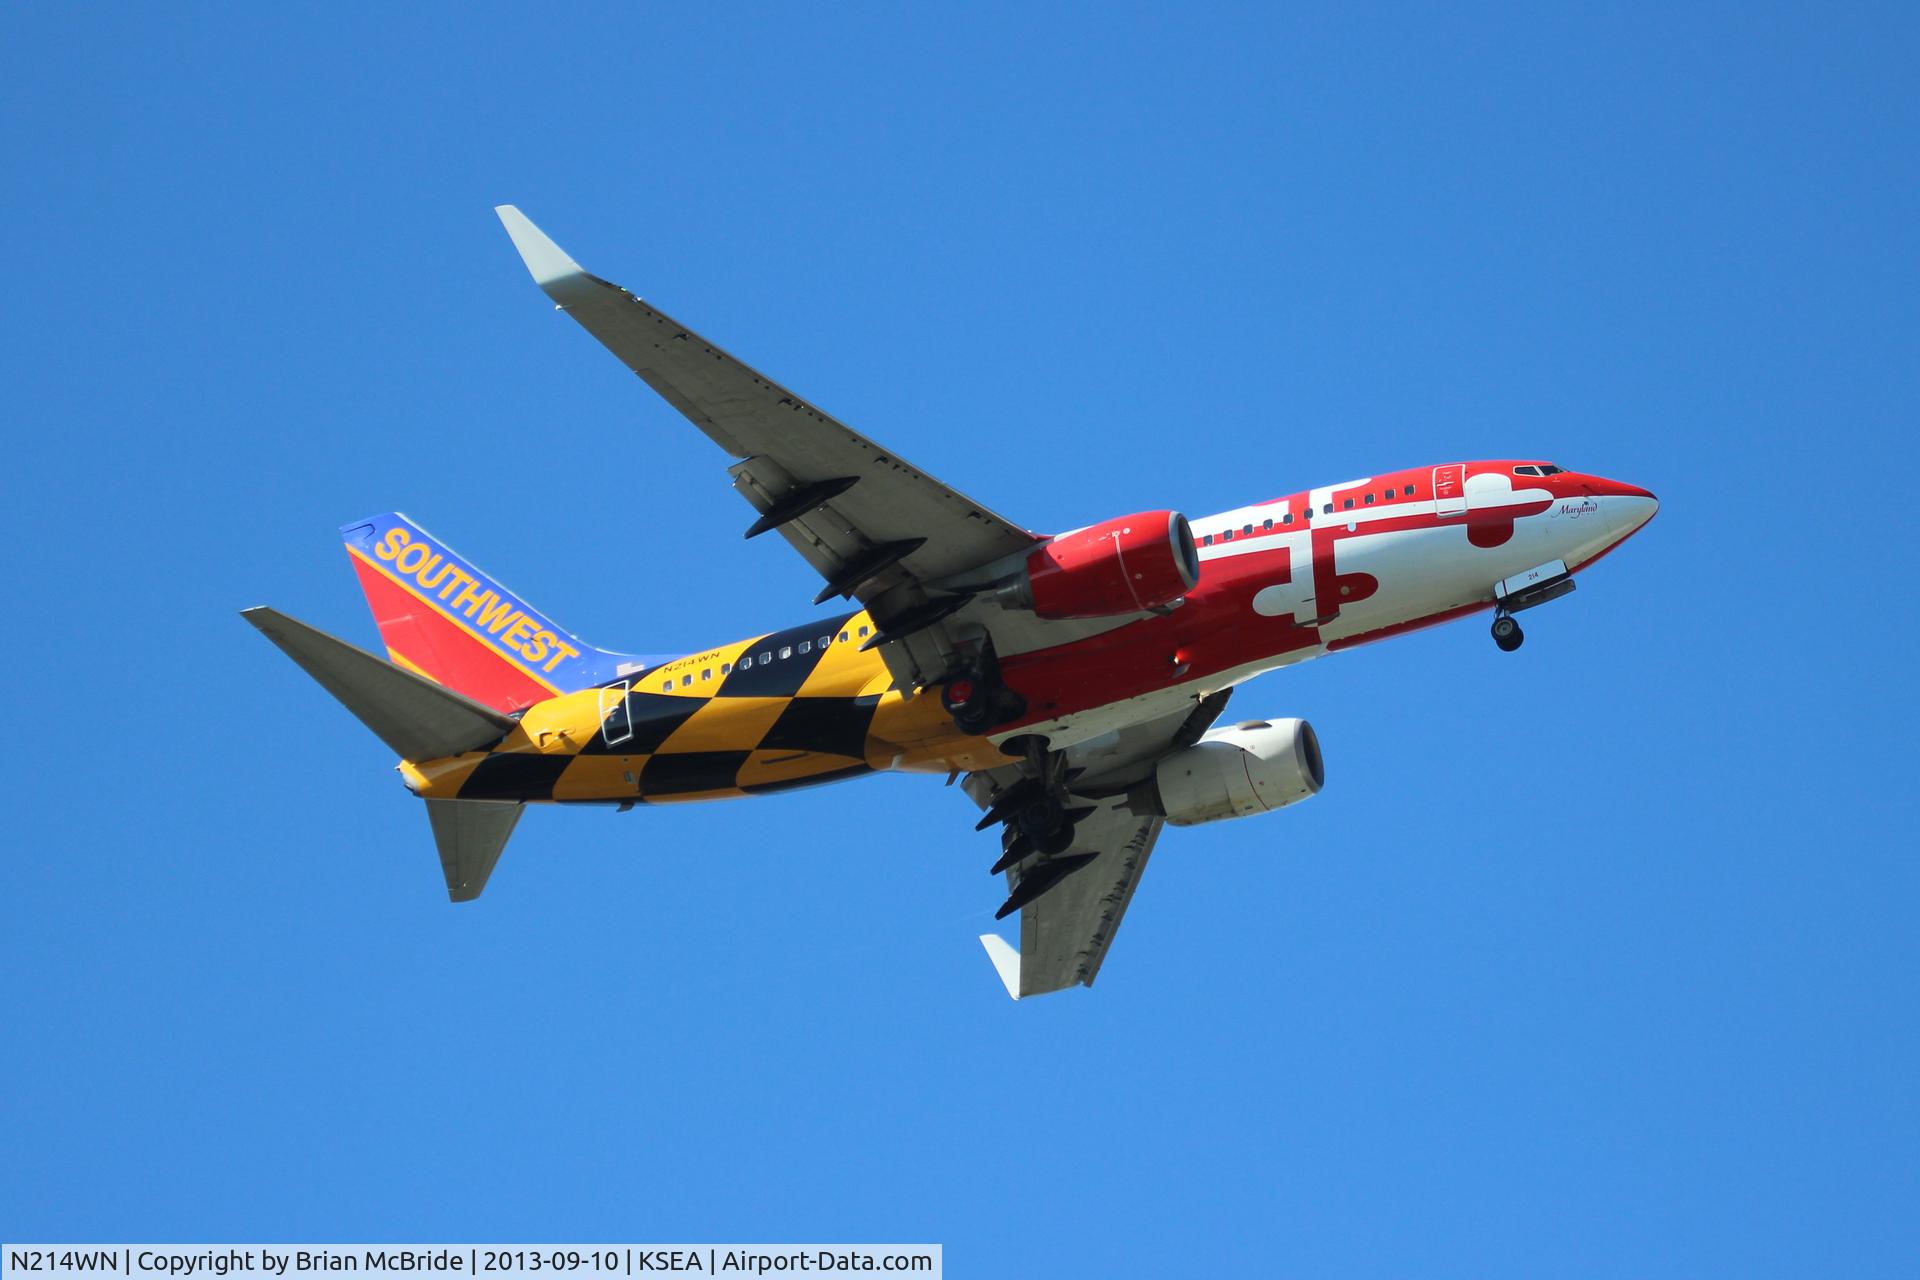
[244,207,1660,999]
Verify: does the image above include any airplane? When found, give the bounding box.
[243,205,1659,999]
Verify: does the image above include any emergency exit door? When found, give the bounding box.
[1433,464,1468,518]
[599,680,632,747]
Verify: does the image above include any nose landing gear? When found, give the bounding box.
[1491,611,1524,652]
[1489,558,1574,653]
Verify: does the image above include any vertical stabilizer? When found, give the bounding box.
[339,513,670,713]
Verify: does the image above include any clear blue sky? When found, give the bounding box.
[4,4,1915,1274]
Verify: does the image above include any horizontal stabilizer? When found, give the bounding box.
[426,798,522,901]
[979,934,1023,1001]
[241,606,516,761]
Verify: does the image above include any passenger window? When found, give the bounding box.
[1243,523,1253,536]
[681,674,693,687]
[721,662,732,675]
[701,668,712,681]
[1342,498,1353,510]
[1202,534,1213,546]
[818,636,830,648]
[761,651,773,663]
[779,645,792,660]
[1364,494,1375,505]
[858,626,870,638]
[661,680,672,692]
[1405,483,1417,495]
[738,656,752,670]
[839,631,849,643]
[1323,503,1333,514]
[1222,528,1233,541]
[1386,487,1396,498]
[798,640,811,655]
[1282,513,1293,525]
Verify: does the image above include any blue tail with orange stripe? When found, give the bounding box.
[341,513,671,712]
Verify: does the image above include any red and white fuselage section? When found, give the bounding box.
[995,460,1657,752]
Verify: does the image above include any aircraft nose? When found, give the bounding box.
[1612,492,1659,536]
[1582,476,1658,536]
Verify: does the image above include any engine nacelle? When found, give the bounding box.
[1001,511,1201,620]
[1131,719,1324,826]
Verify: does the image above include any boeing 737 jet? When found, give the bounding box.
[245,206,1658,998]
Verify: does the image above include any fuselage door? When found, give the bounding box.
[599,680,633,747]
[1433,464,1468,518]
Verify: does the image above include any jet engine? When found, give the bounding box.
[999,511,1201,620]
[1129,719,1324,826]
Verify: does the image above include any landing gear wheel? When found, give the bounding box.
[953,702,996,736]
[944,674,997,734]
[943,638,1027,735]
[940,677,978,715]
[1016,795,1066,839]
[1032,825,1076,856]
[1492,614,1524,652]
[1014,794,1078,855]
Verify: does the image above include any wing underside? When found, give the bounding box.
[1003,805,1165,997]
[967,692,1232,998]
[494,206,1060,684]
[493,206,1159,693]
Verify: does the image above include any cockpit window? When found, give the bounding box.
[1541,464,1566,475]
[1514,464,1543,477]
[1516,462,1568,477]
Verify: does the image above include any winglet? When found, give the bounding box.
[979,934,1022,1001]
[494,205,605,302]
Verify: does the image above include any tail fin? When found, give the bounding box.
[241,607,515,761]
[340,512,656,712]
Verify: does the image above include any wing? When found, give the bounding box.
[496,206,1061,688]
[966,692,1232,998]
[994,804,1166,998]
